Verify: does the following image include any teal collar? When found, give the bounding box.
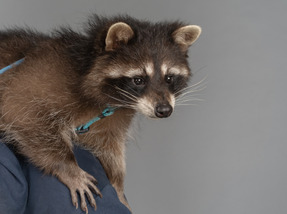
[1,59,117,135]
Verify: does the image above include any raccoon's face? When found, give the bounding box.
[89,20,201,118]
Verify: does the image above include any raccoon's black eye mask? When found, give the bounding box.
[166,75,188,95]
[104,76,148,100]
[104,73,188,98]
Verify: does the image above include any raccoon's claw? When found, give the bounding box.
[59,170,102,213]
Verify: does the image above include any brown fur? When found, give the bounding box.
[0,15,201,213]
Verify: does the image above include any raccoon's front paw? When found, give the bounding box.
[58,170,102,213]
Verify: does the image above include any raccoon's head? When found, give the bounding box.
[85,17,201,118]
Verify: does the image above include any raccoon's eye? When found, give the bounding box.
[165,75,174,84]
[133,77,145,86]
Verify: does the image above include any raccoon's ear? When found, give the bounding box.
[105,22,134,51]
[172,25,201,51]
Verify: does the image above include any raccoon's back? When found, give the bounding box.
[0,29,48,67]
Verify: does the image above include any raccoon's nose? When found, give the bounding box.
[155,103,173,118]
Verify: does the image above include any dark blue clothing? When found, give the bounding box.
[0,142,131,214]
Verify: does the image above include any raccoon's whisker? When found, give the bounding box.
[191,74,208,87]
[175,96,205,107]
[175,82,205,107]
[114,86,138,100]
[176,98,204,103]
[117,91,138,103]
[176,93,203,99]
[175,83,207,96]
[117,84,142,97]
[175,101,200,106]
[177,85,207,98]
[109,98,135,108]
[176,95,203,103]
[106,84,139,103]
[102,93,137,110]
[115,89,138,101]
[175,75,208,95]
[192,65,208,75]
[175,103,199,107]
[177,92,205,100]
[102,93,125,104]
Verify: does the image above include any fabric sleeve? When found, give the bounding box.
[22,145,131,214]
[0,142,131,214]
[0,143,28,214]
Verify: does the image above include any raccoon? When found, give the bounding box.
[0,15,201,213]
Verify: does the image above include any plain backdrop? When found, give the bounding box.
[1,0,287,214]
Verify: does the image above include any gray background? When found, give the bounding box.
[1,0,287,213]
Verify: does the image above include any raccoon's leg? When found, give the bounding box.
[97,149,132,211]
[8,129,101,213]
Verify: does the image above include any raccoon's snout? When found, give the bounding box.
[155,103,173,118]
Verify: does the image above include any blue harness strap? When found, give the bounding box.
[0,58,25,74]
[0,59,117,135]
[75,107,117,134]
